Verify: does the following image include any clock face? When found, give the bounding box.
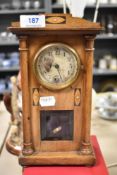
[33,43,81,90]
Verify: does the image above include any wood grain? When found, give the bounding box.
[9,14,102,166]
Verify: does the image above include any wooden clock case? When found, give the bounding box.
[9,14,102,166]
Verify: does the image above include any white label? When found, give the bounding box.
[20,15,45,28]
[39,96,56,107]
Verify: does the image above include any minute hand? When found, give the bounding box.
[54,64,63,82]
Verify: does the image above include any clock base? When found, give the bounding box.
[19,148,96,166]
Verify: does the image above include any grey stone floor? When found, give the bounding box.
[0,102,117,175]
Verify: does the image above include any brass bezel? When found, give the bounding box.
[33,43,81,90]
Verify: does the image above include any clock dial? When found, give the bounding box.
[33,43,81,90]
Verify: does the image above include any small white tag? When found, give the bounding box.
[20,15,45,28]
[40,96,56,107]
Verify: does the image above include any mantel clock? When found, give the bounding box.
[9,14,102,166]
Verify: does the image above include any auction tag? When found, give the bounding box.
[39,96,56,107]
[20,15,45,28]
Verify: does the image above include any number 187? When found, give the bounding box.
[29,18,39,23]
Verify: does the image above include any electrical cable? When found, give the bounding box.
[93,0,100,22]
[63,0,67,14]
[0,123,11,155]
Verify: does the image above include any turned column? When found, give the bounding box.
[81,35,95,154]
[19,36,33,155]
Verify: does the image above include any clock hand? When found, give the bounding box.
[54,64,63,82]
